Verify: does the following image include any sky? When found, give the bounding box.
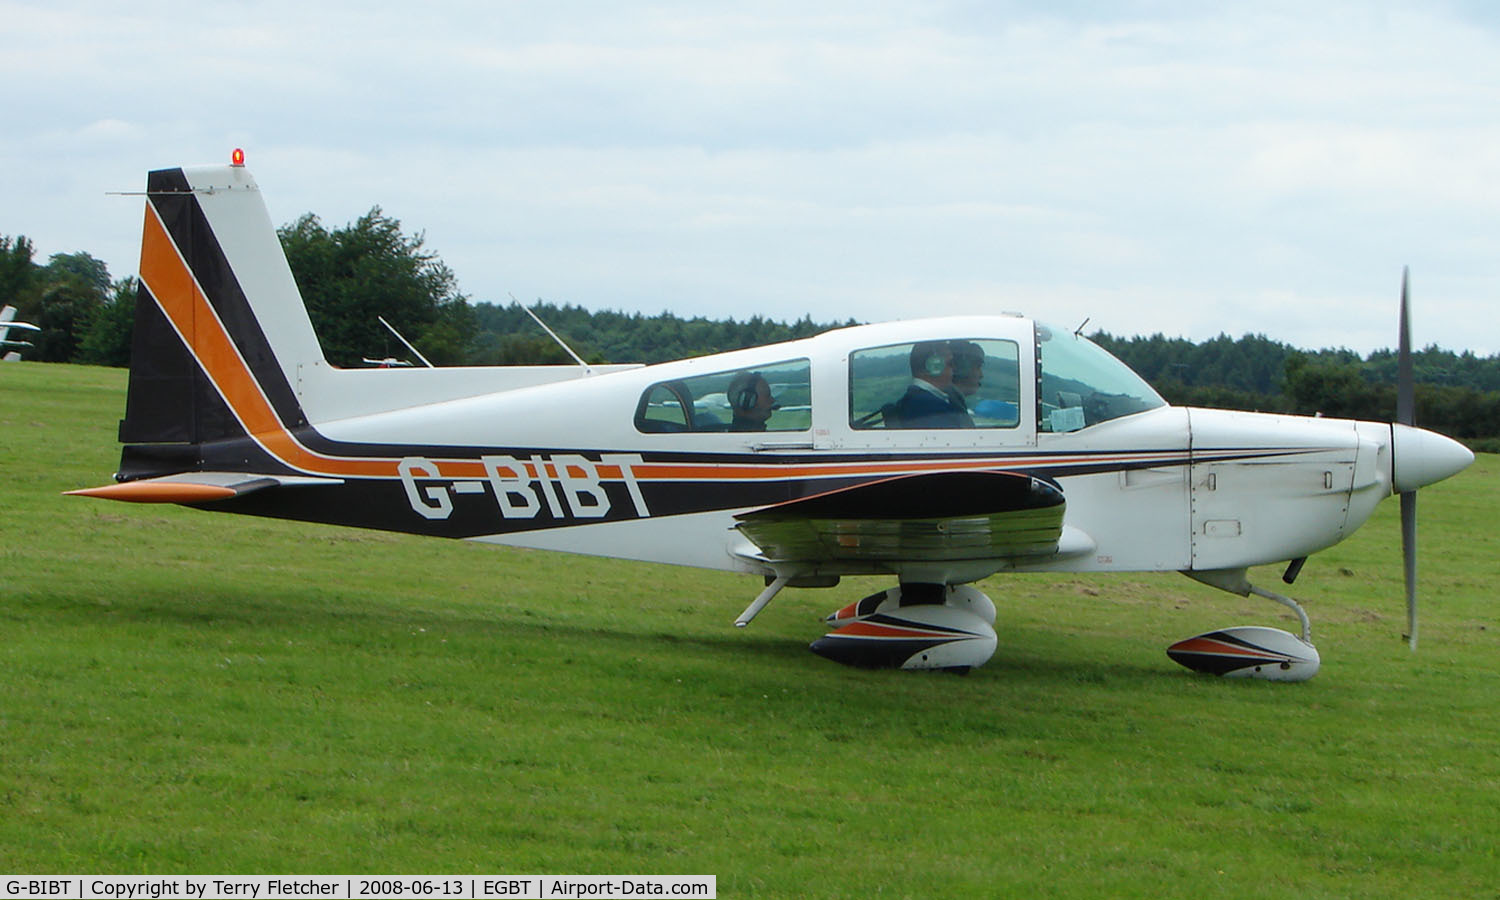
[4,0,1499,355]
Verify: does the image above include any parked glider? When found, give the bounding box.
[70,157,1474,678]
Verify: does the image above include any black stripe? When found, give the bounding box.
[1166,649,1290,676]
[119,281,199,444]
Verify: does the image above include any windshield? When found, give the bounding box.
[1036,323,1165,432]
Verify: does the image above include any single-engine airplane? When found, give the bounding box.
[70,156,1475,679]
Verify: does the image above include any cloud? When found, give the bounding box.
[4,0,1498,353]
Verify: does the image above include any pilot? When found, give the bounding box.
[891,341,972,428]
[727,371,777,432]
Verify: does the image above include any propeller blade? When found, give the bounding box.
[1397,267,1417,650]
[1397,266,1414,426]
[1401,489,1418,651]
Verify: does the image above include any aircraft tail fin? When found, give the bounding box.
[118,162,327,477]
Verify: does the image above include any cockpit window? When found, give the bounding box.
[1035,324,1165,432]
[635,358,811,434]
[849,339,1021,430]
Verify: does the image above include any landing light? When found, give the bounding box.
[231,148,245,167]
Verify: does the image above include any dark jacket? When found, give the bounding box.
[891,383,972,428]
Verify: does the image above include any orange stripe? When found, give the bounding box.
[630,451,1188,482]
[66,482,237,503]
[1170,637,1285,659]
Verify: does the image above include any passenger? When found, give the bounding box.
[948,340,984,423]
[727,371,776,432]
[952,340,1021,425]
[891,341,972,428]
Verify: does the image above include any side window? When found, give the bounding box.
[635,359,811,434]
[637,382,693,432]
[850,339,1020,430]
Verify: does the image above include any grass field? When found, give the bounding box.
[2,362,1498,897]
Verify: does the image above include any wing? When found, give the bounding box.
[733,470,1068,565]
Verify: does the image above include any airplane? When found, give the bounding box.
[1,304,41,361]
[68,155,1475,680]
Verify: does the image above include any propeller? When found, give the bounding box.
[1382,270,1474,650]
[1396,268,1418,650]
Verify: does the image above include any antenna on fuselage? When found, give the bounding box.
[512,293,591,372]
[376,316,434,368]
[1073,317,1091,338]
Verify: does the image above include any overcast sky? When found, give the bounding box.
[4,0,1498,354]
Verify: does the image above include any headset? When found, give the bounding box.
[730,372,765,411]
[911,342,951,378]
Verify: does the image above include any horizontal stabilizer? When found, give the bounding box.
[66,472,342,504]
[734,470,1065,563]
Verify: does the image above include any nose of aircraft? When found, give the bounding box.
[1392,424,1474,493]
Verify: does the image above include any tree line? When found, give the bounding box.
[1,236,137,366]
[1092,332,1500,448]
[4,209,1497,447]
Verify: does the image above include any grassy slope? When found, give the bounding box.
[1,363,1497,896]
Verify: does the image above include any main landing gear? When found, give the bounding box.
[735,578,999,672]
[810,583,999,671]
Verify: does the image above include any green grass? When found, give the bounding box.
[2,362,1498,896]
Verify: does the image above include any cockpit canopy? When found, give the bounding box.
[631,318,1166,438]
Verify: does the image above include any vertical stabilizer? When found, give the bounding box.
[118,163,325,473]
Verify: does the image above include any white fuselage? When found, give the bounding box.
[311,316,1419,583]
